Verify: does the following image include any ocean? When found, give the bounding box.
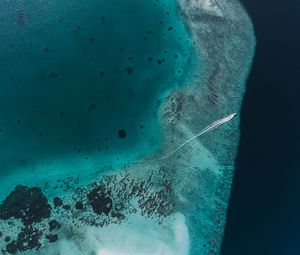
[221,0,299,254]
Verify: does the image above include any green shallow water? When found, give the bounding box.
[0,0,195,173]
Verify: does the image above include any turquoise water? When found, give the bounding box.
[0,1,257,255]
[0,0,194,173]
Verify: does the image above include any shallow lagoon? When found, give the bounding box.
[0,0,195,179]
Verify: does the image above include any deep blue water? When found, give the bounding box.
[221,0,299,254]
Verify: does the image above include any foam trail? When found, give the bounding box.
[158,113,236,160]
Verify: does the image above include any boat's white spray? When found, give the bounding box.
[158,113,237,160]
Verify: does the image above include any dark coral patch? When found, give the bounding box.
[46,234,58,243]
[53,197,63,208]
[5,226,42,254]
[62,204,70,210]
[48,220,61,232]
[118,129,126,139]
[88,37,95,43]
[111,211,125,221]
[16,226,41,252]
[99,70,105,77]
[0,185,51,225]
[87,185,112,215]
[124,66,134,75]
[75,201,84,210]
[88,103,96,112]
[6,242,17,254]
